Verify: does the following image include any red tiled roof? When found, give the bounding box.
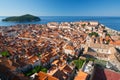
[104,69,120,80]
[92,66,120,80]
[110,40,120,45]
[53,69,68,80]
[74,71,88,80]
[36,71,59,80]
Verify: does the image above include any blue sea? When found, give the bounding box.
[0,16,120,31]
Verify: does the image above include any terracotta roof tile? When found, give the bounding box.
[92,66,120,80]
[37,71,59,80]
[74,71,88,80]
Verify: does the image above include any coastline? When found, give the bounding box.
[102,24,120,35]
[0,21,120,33]
[0,16,120,31]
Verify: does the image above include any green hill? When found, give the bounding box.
[2,14,41,22]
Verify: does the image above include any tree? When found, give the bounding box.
[36,53,41,58]
[41,68,47,73]
[81,24,86,27]
[34,66,41,72]
[24,66,47,76]
[73,59,85,69]
[0,51,10,57]
[89,32,99,37]
[106,33,110,37]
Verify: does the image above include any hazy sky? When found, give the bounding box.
[0,0,120,16]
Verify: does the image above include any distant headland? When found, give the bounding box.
[2,14,41,22]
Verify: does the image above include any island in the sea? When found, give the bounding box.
[2,14,41,22]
